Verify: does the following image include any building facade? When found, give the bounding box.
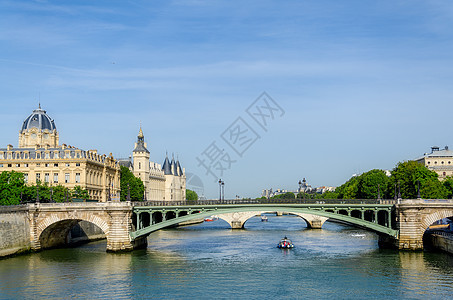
[415,146,453,179]
[0,106,120,201]
[119,128,186,201]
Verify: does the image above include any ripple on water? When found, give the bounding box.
[1,216,453,299]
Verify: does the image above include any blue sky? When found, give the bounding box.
[1,0,453,199]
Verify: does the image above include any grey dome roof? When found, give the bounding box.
[21,106,56,132]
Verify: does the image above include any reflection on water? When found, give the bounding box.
[1,215,452,299]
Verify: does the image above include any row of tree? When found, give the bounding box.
[0,171,89,205]
[0,167,199,205]
[330,161,453,199]
[258,161,453,200]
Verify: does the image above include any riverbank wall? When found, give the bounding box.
[0,205,31,257]
[426,231,453,255]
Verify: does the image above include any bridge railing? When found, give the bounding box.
[132,198,396,207]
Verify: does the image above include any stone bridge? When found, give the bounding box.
[1,199,453,254]
[27,202,146,252]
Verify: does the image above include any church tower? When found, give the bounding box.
[132,127,150,197]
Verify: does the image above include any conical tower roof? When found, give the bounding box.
[162,154,172,175]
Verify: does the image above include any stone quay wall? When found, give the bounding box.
[0,205,31,257]
[427,232,453,255]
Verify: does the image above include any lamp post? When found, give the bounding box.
[218,179,222,201]
[221,181,225,201]
[377,184,381,201]
[397,181,402,200]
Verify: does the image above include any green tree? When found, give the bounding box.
[120,166,144,201]
[186,189,198,201]
[321,191,339,199]
[357,169,390,199]
[0,171,26,205]
[443,176,453,199]
[336,175,360,199]
[389,161,448,199]
[72,185,89,201]
[272,192,295,199]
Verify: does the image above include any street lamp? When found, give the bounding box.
[218,179,225,201]
[221,181,225,201]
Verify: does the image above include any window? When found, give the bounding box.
[76,163,80,167]
[44,173,49,183]
[24,174,28,183]
[24,163,29,167]
[0,153,3,159]
[15,164,20,167]
[36,173,41,183]
[443,172,447,176]
[54,163,58,167]
[55,152,59,159]
[36,153,40,159]
[7,164,12,167]
[45,163,49,167]
[435,161,438,164]
[442,161,444,164]
[65,163,70,167]
[53,173,58,183]
[45,153,50,159]
[139,162,141,169]
[0,164,3,167]
[36,163,40,167]
[75,173,80,183]
[65,173,70,183]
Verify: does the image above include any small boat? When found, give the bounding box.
[204,215,218,222]
[277,236,294,249]
[261,215,268,222]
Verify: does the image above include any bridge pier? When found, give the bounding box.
[106,209,134,252]
[292,213,328,229]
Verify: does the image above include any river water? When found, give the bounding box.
[1,215,453,299]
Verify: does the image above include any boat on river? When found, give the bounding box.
[261,215,268,222]
[277,236,294,249]
[204,215,219,222]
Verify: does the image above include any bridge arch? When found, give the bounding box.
[420,209,453,233]
[35,213,109,250]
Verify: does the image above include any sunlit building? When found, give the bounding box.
[119,128,186,201]
[0,105,120,201]
[415,146,453,179]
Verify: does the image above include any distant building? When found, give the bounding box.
[118,128,186,201]
[415,146,453,179]
[261,178,334,198]
[0,105,120,201]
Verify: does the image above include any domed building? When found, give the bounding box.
[19,104,59,148]
[0,105,120,201]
